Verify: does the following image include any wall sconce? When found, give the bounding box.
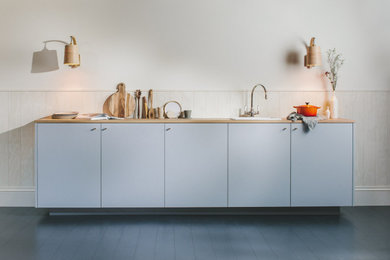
[64,36,80,68]
[31,36,80,73]
[304,37,321,69]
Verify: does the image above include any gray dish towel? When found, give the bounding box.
[287,112,322,131]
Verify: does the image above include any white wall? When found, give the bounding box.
[1,0,389,91]
[1,0,389,206]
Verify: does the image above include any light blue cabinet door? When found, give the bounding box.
[165,124,228,207]
[36,123,101,208]
[291,123,353,206]
[101,124,164,207]
[229,124,291,207]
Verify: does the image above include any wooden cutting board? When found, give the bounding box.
[103,83,135,118]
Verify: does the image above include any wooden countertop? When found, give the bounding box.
[35,116,355,124]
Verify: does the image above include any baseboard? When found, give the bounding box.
[354,186,390,206]
[1,186,390,207]
[49,207,340,216]
[0,187,35,207]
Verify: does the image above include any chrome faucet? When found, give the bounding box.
[243,83,268,117]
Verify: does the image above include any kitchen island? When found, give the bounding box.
[35,117,354,209]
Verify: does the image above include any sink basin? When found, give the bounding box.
[231,117,282,121]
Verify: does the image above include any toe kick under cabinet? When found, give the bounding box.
[35,120,354,208]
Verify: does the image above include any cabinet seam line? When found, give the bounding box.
[100,124,103,208]
[35,124,39,208]
[227,124,229,208]
[352,124,354,206]
[164,123,166,208]
[290,123,292,207]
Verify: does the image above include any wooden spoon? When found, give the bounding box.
[148,89,155,119]
[142,96,148,118]
[135,90,141,119]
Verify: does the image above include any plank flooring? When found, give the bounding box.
[0,207,389,260]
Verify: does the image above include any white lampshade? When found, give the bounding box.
[31,46,59,73]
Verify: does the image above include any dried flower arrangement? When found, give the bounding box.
[325,49,344,91]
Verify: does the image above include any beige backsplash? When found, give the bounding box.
[0,90,389,200]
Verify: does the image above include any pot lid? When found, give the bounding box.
[293,102,321,108]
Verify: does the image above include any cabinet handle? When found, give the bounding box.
[292,127,298,131]
[282,128,287,131]
[90,128,96,131]
[166,128,171,131]
[101,128,107,131]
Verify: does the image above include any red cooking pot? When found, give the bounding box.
[294,102,320,117]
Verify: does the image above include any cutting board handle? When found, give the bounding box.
[117,83,126,93]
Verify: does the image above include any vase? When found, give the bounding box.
[330,91,339,119]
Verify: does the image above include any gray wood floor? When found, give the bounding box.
[0,207,389,260]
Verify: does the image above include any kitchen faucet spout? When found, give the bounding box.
[249,84,267,117]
